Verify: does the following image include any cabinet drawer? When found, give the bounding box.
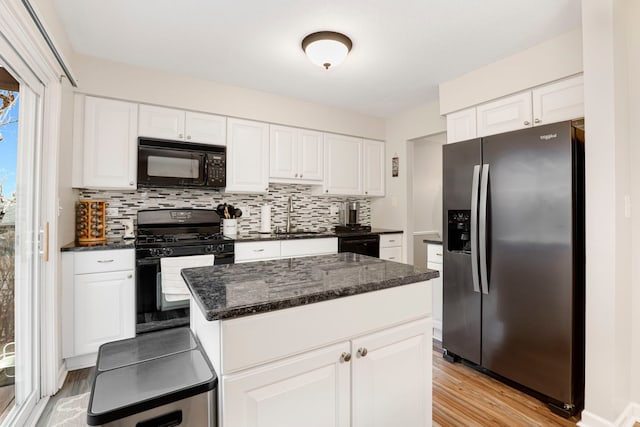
[379,233,402,248]
[427,244,443,265]
[380,246,402,262]
[280,238,337,258]
[235,241,281,263]
[74,249,135,275]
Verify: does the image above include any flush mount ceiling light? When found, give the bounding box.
[302,31,353,70]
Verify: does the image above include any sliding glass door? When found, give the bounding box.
[0,48,45,427]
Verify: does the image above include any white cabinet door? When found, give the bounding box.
[298,129,323,182]
[324,134,363,195]
[73,270,135,356]
[363,139,385,196]
[446,107,477,143]
[532,74,584,126]
[428,261,443,341]
[223,342,351,427]
[185,111,226,145]
[476,91,533,137]
[351,318,432,427]
[138,104,185,140]
[226,118,269,193]
[82,96,138,189]
[270,125,298,180]
[379,246,402,262]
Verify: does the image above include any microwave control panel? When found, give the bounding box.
[207,153,226,187]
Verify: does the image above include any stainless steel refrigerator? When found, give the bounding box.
[442,120,584,416]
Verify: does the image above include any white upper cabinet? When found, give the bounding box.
[362,139,385,197]
[532,74,584,126]
[448,75,585,142]
[323,134,363,196]
[446,107,477,143]
[476,91,533,137]
[139,104,226,145]
[81,96,138,190]
[270,125,323,183]
[226,118,269,193]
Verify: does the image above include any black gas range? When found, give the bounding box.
[135,208,234,334]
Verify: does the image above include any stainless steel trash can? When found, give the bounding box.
[87,328,217,426]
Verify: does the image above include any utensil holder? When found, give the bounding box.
[223,219,237,236]
[76,199,107,244]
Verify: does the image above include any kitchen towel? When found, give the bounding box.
[260,205,271,233]
[160,255,214,302]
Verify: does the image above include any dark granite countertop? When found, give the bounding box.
[233,228,403,242]
[61,238,136,252]
[182,252,438,321]
[422,233,442,245]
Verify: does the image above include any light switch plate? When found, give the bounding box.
[237,205,249,218]
[329,205,339,216]
[106,207,118,217]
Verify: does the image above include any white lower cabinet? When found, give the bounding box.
[221,318,431,427]
[352,318,432,427]
[234,238,338,263]
[427,243,443,341]
[379,233,403,262]
[62,249,135,369]
[223,342,351,427]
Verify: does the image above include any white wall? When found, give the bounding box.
[579,0,636,425]
[70,54,385,140]
[372,101,446,263]
[439,29,583,115]
[412,134,445,234]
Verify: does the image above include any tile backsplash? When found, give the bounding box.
[79,184,371,239]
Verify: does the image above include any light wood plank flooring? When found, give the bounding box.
[433,341,580,426]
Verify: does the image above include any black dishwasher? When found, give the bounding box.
[338,234,380,258]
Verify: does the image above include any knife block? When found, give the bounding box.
[76,199,107,244]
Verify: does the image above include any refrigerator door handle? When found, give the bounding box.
[470,165,481,293]
[479,164,490,294]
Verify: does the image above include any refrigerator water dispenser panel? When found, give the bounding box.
[447,210,471,253]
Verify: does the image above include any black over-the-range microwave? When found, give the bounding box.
[137,138,226,189]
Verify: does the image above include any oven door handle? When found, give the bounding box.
[136,258,160,266]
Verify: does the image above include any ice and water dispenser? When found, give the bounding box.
[447,210,471,253]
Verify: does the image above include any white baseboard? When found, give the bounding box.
[64,352,97,371]
[579,402,640,427]
[57,363,68,391]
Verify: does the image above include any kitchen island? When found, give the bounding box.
[182,253,438,427]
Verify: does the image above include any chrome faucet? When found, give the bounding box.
[286,196,293,233]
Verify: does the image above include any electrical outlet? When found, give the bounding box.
[329,205,340,216]
[106,207,118,217]
[237,205,249,218]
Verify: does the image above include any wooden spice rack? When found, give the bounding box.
[76,199,107,244]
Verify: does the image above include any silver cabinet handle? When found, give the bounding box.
[127,274,133,279]
[365,191,368,195]
[97,259,114,263]
[340,352,352,362]
[295,173,298,178]
[388,239,395,243]
[524,121,530,126]
[479,164,490,295]
[186,135,191,140]
[357,347,368,358]
[436,253,442,257]
[534,118,541,124]
[325,190,329,193]
[300,174,303,178]
[389,257,396,260]
[470,165,481,293]
[129,181,134,186]
[253,249,265,252]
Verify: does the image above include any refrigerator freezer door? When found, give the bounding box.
[480,122,577,404]
[442,139,482,365]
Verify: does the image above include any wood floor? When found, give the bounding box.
[432,341,580,426]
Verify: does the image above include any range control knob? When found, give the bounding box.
[163,248,174,256]
[204,245,215,254]
[217,244,225,252]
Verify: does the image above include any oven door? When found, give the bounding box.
[138,145,207,188]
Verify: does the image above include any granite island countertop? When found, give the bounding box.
[181,252,438,321]
[232,228,403,242]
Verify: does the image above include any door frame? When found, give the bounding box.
[0,0,64,423]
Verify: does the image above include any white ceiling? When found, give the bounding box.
[52,0,581,118]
